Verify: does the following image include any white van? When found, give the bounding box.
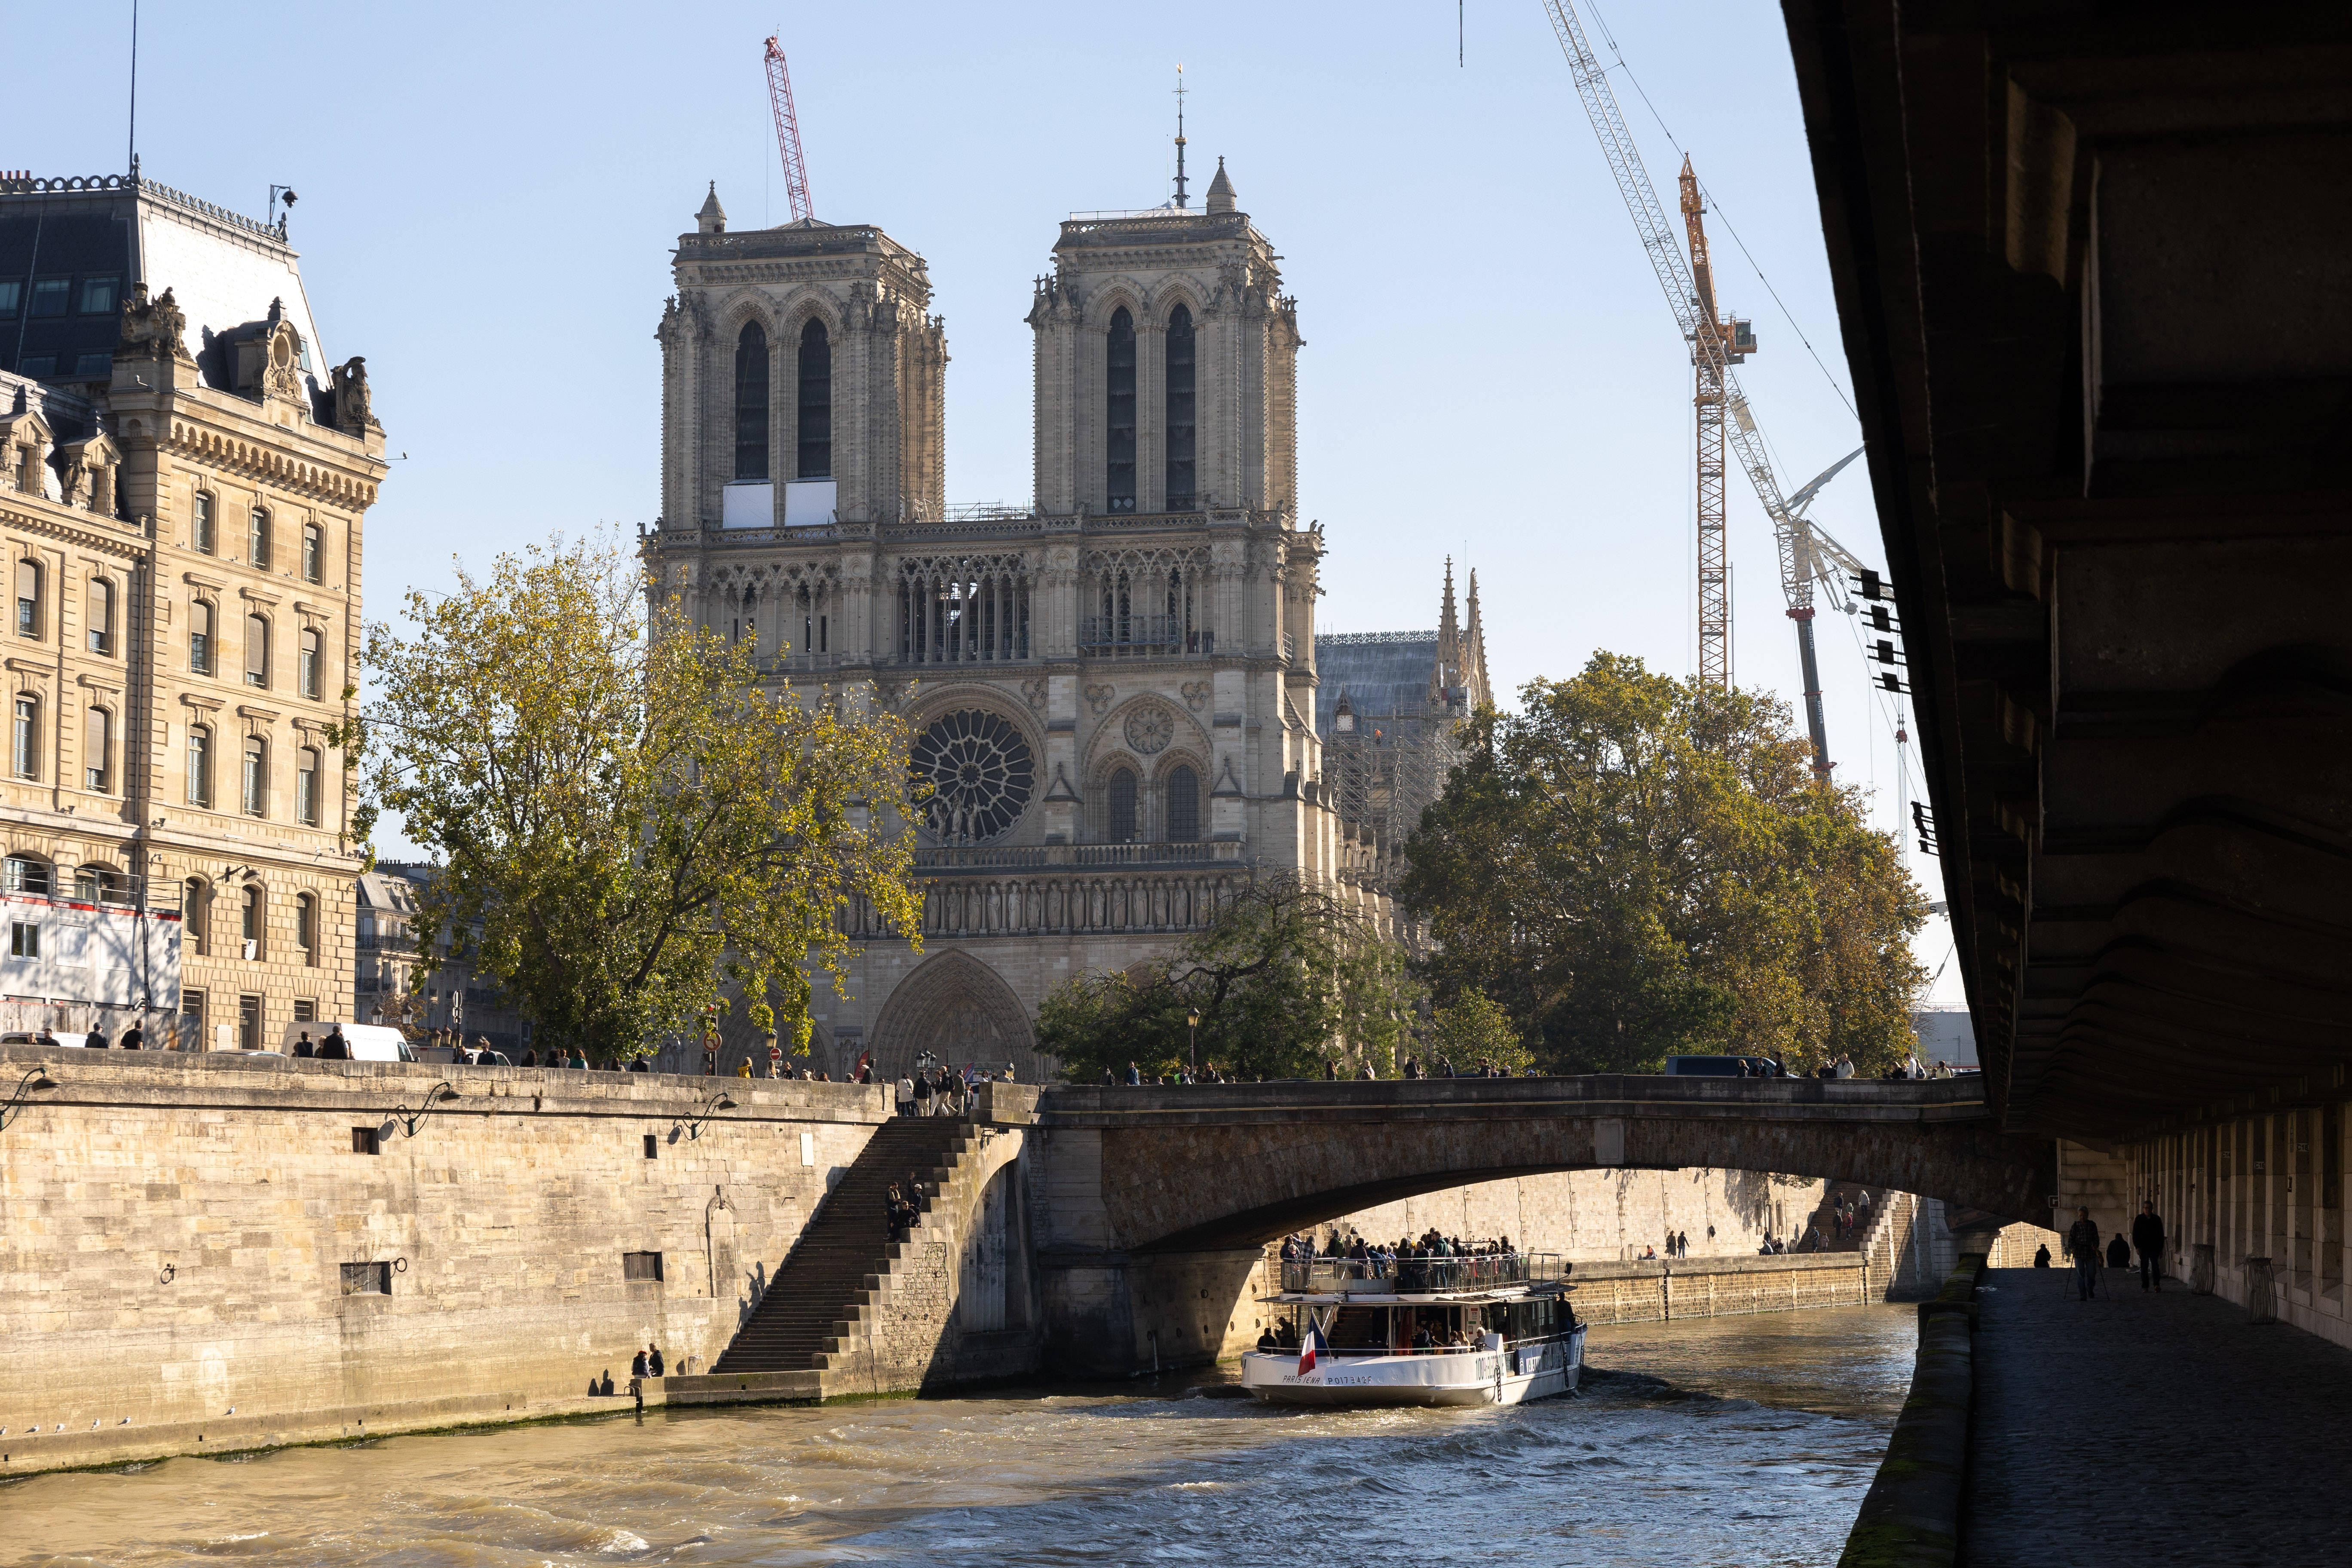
[277,1021,417,1063]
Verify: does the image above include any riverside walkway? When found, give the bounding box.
[1965,1265,2352,1561]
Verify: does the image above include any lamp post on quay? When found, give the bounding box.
[1187,1008,1200,1078]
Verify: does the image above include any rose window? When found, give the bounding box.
[911,710,1034,843]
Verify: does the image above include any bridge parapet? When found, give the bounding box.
[1029,1074,1992,1128]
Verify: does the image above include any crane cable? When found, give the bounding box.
[1581,1,1859,422]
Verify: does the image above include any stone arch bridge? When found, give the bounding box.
[999,1075,2053,1373]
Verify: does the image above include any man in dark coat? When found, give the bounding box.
[2064,1207,2103,1301]
[2131,1202,2167,1292]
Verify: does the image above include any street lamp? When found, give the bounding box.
[1187,1008,1201,1078]
[384,1081,459,1139]
[677,1092,738,1142]
[1,1068,59,1134]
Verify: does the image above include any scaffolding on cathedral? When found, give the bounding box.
[1313,563,1491,872]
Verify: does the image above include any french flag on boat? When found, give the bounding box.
[1297,1323,1324,1376]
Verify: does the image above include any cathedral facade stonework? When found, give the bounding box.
[646,164,1392,1080]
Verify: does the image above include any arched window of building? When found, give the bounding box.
[299,627,322,699]
[16,559,41,639]
[296,746,321,826]
[83,706,110,793]
[295,892,317,966]
[1107,765,1139,843]
[797,318,832,479]
[75,863,127,904]
[734,321,769,481]
[242,735,267,817]
[190,599,214,674]
[302,521,323,583]
[248,506,271,569]
[1164,763,1200,842]
[192,490,216,554]
[184,877,210,955]
[245,614,269,688]
[1106,307,1136,512]
[86,576,114,654]
[3,853,52,895]
[1165,304,1196,509]
[12,694,37,780]
[241,883,265,959]
[187,723,214,807]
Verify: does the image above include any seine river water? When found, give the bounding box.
[9,1305,1916,1568]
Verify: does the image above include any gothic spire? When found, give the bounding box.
[1172,64,1190,209]
[1464,568,1491,710]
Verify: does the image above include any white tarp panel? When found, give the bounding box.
[784,480,836,527]
[0,893,182,1011]
[722,481,774,529]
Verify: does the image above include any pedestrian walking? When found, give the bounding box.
[2132,1201,2167,1292]
[2105,1231,2131,1270]
[2064,1206,2102,1301]
[2034,1243,2052,1268]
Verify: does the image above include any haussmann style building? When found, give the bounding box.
[0,165,385,1048]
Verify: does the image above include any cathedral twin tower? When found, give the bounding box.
[648,156,1368,1080]
[656,157,1296,533]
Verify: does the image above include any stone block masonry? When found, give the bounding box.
[0,1046,891,1476]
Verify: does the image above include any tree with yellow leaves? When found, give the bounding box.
[337,534,923,1062]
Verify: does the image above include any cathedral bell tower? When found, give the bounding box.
[659,186,946,530]
[1027,157,1300,519]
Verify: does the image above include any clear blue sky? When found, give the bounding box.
[12,0,1959,1001]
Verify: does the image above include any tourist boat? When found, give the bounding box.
[1239,1251,1586,1407]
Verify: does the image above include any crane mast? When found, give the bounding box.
[763,36,815,224]
[1681,156,1735,690]
[1540,0,1835,774]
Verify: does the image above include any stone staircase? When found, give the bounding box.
[712,1116,976,1378]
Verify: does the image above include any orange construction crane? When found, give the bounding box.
[1678,155,1756,691]
[763,36,814,223]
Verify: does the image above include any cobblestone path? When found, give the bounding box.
[1967,1265,2352,1563]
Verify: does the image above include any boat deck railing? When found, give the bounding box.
[1277,1252,1568,1296]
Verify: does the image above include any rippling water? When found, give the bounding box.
[9,1305,1915,1568]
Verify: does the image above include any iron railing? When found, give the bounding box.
[1279,1252,1568,1295]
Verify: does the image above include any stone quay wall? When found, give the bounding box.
[0,1046,890,1477]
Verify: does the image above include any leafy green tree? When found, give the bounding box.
[338,533,924,1061]
[1425,988,1532,1074]
[1038,878,1422,1081]
[1400,653,1927,1075]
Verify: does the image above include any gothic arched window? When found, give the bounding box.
[1165,763,1200,842]
[797,318,832,479]
[1106,307,1136,512]
[1107,765,1139,843]
[733,321,769,481]
[1165,304,1196,510]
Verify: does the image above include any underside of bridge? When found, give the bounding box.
[1040,1080,2054,1250]
[1783,0,2352,1140]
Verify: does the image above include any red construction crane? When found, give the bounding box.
[763,35,814,224]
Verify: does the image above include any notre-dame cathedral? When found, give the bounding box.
[644,153,1486,1080]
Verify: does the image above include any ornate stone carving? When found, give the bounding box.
[1124,704,1173,756]
[1020,677,1049,711]
[118,283,192,362]
[1181,681,1211,711]
[1085,682,1116,715]
[331,356,378,436]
